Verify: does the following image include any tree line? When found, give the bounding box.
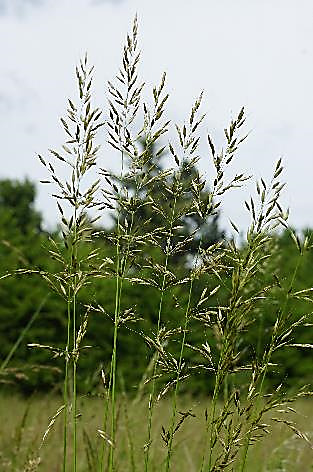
[0,175,312,394]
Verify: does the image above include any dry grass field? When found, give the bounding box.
[1,393,313,471]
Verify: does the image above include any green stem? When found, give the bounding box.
[99,240,120,471]
[144,195,178,472]
[99,338,115,470]
[165,276,193,472]
[63,294,71,472]
[73,347,77,471]
[73,204,78,472]
[240,252,303,472]
[108,209,137,471]
[106,161,126,471]
[144,288,166,472]
[73,359,77,471]
[201,343,227,471]
[108,273,120,472]
[101,168,139,472]
[206,374,221,472]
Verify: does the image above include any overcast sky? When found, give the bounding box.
[1,0,313,233]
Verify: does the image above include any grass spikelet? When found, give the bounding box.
[7,15,313,472]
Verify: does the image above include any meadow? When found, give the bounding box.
[1,16,313,471]
[1,393,313,471]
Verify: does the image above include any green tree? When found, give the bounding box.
[0,178,41,237]
[109,141,224,269]
[0,179,64,391]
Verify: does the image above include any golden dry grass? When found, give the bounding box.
[1,392,313,471]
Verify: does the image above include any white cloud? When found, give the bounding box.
[0,0,124,17]
[0,0,44,16]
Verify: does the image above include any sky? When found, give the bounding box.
[1,0,313,233]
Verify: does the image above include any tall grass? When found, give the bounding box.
[28,54,104,471]
[2,393,313,472]
[9,16,313,472]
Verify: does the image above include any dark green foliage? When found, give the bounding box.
[0,179,65,390]
[2,176,313,396]
[0,175,219,392]
[0,178,41,236]
[109,140,224,270]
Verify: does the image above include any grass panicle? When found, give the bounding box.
[4,15,313,472]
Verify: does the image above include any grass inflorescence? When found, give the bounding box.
[3,16,313,472]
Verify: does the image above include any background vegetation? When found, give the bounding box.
[1,177,312,395]
[2,18,313,472]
